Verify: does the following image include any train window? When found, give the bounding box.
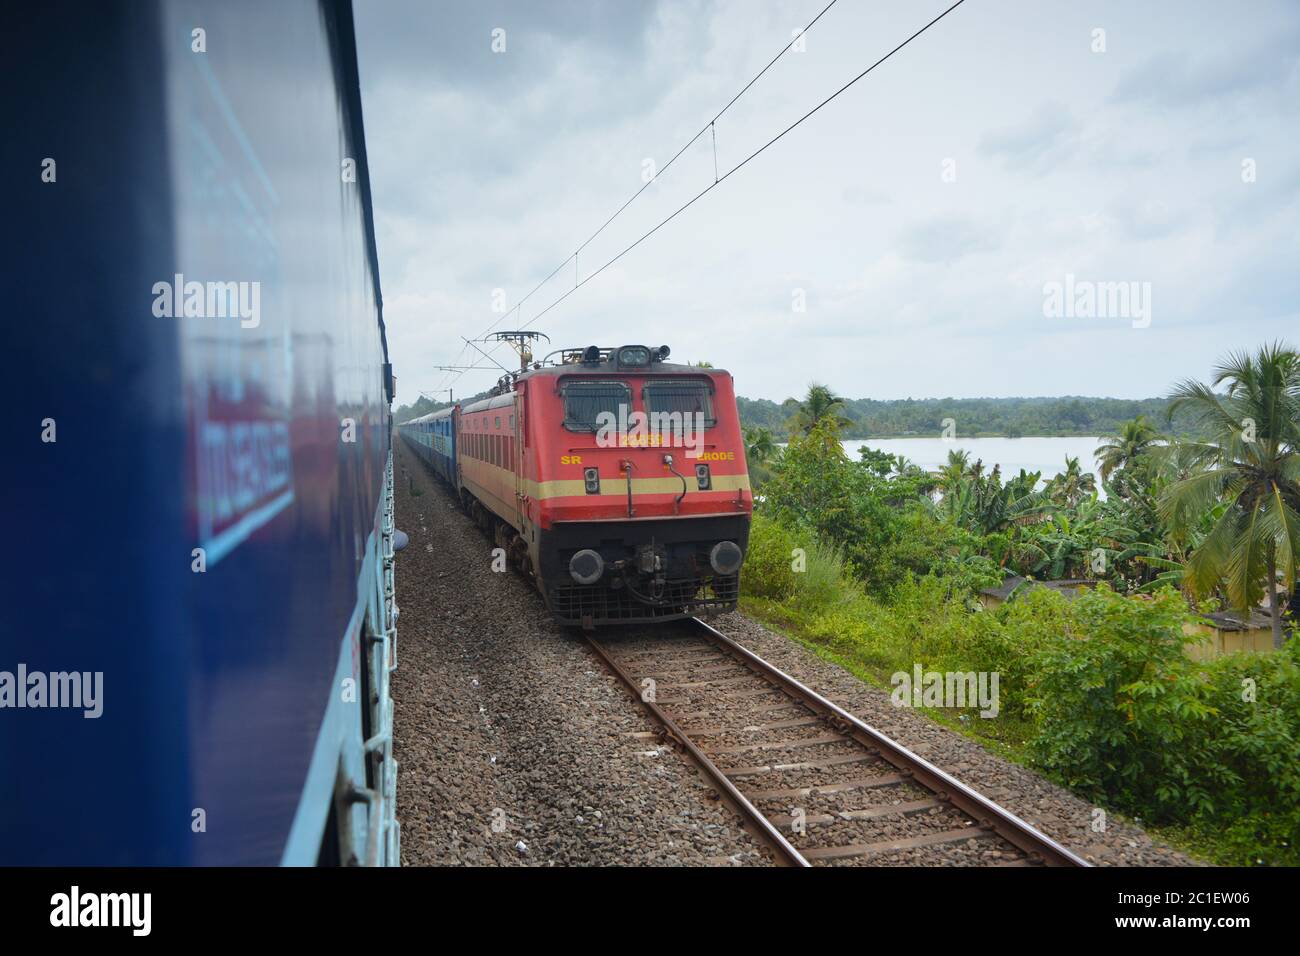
[643,380,716,428]
[561,381,631,432]
[495,417,501,429]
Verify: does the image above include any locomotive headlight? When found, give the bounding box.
[583,466,600,494]
[695,463,711,490]
[709,541,743,576]
[617,345,650,367]
[569,549,604,585]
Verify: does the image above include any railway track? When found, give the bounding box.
[587,617,1089,867]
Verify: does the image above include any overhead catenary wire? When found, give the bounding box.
[438,0,844,391]
[511,0,969,337]
[445,0,967,393]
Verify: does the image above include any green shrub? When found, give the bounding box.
[1024,586,1222,817]
[792,535,850,611]
[988,588,1074,720]
[742,513,799,600]
[1191,641,1300,864]
[759,424,906,593]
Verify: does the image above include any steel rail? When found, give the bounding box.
[583,633,812,867]
[687,617,1091,867]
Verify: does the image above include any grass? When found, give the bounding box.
[739,595,1034,763]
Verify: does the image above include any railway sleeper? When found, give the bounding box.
[745,773,911,800]
[768,798,944,828]
[800,825,995,862]
[706,733,846,757]
[680,716,823,737]
[719,752,878,777]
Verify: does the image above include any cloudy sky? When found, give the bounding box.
[353,0,1300,405]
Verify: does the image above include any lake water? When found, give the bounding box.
[841,436,1105,485]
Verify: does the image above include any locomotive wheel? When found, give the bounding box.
[508,535,532,578]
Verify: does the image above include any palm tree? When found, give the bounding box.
[744,426,776,464]
[1095,415,1162,481]
[934,449,972,498]
[1160,342,1300,648]
[790,383,852,436]
[1046,456,1098,507]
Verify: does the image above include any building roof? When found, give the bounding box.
[1198,609,1275,632]
[980,576,1096,602]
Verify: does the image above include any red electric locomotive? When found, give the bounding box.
[455,344,752,627]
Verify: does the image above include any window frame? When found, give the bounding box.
[641,378,717,429]
[559,379,632,433]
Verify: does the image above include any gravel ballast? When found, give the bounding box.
[391,440,767,866]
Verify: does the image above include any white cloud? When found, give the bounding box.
[355,0,1300,403]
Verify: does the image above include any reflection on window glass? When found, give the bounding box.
[644,381,715,426]
[562,381,630,431]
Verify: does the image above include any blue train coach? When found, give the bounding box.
[401,405,459,486]
[5,0,401,865]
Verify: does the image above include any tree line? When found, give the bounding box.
[737,393,1196,439]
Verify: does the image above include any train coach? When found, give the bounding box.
[408,345,752,627]
[401,405,457,486]
[6,0,400,865]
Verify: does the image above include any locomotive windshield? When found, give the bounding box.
[562,381,631,431]
[643,380,715,427]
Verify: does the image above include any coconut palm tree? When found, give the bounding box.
[1046,456,1098,508]
[933,449,973,498]
[1160,342,1300,648]
[743,426,776,464]
[790,383,853,436]
[1095,415,1162,481]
